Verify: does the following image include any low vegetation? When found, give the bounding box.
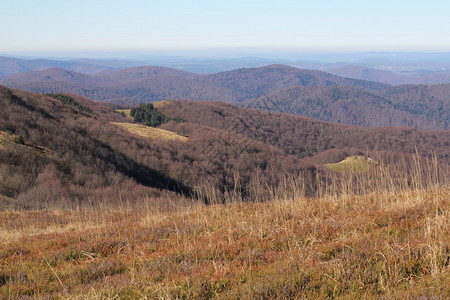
[115,109,133,120]
[153,100,171,108]
[45,93,93,113]
[1,183,448,298]
[111,122,188,142]
[325,155,377,172]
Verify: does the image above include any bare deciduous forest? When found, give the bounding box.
[2,65,448,129]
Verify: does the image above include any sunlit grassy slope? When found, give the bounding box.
[0,131,51,155]
[111,122,188,142]
[325,155,377,172]
[115,109,133,120]
[153,100,171,108]
[1,186,448,299]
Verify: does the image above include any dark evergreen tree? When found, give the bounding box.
[130,103,183,127]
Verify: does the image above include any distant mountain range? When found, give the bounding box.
[0,56,146,77]
[1,64,448,129]
[328,65,450,85]
[2,55,450,84]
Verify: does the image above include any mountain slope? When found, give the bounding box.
[194,64,389,101]
[1,65,448,129]
[243,85,448,129]
[93,65,199,83]
[0,87,315,207]
[0,87,194,208]
[328,65,412,85]
[328,64,450,85]
[157,100,450,161]
[1,64,390,103]
[1,86,449,208]
[1,67,111,87]
[0,56,112,76]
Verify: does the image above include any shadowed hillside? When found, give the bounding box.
[0,87,197,208]
[0,87,315,207]
[1,86,449,208]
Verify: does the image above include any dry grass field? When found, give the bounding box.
[153,100,171,108]
[116,109,133,120]
[1,182,448,299]
[111,122,188,142]
[325,156,377,173]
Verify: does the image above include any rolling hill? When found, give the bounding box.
[244,85,449,129]
[0,86,314,207]
[157,100,450,161]
[1,64,389,102]
[1,67,110,87]
[0,56,144,77]
[1,86,448,209]
[328,64,450,85]
[1,65,448,129]
[328,65,413,85]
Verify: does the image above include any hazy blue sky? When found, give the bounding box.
[1,0,449,54]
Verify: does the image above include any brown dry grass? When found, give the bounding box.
[153,100,171,108]
[111,122,188,142]
[1,184,448,299]
[115,109,133,120]
[1,152,448,298]
[325,155,377,172]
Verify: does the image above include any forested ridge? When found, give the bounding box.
[1,86,448,208]
[0,87,312,207]
[2,64,448,129]
[158,100,450,161]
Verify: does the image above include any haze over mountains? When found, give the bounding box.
[1,53,450,83]
[327,65,450,85]
[1,62,448,129]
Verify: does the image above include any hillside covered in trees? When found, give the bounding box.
[1,86,448,209]
[2,64,448,129]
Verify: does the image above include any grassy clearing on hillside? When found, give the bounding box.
[115,109,133,120]
[0,131,52,156]
[325,155,377,172]
[1,185,448,299]
[153,100,171,108]
[111,122,188,142]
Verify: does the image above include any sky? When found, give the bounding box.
[1,0,449,56]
